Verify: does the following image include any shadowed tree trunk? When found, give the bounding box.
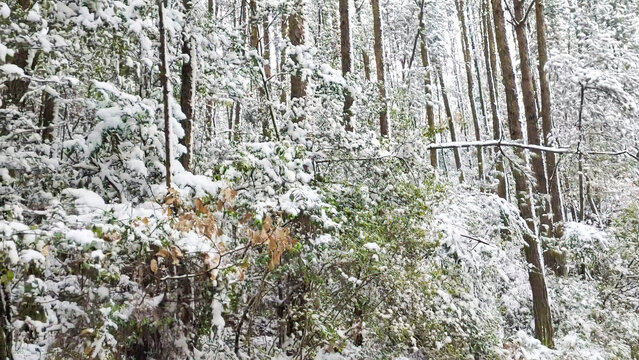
[280,14,288,104]
[482,0,507,198]
[513,0,552,235]
[536,0,564,226]
[371,0,389,136]
[492,0,554,347]
[179,0,195,171]
[159,0,172,187]
[416,1,437,167]
[339,0,354,131]
[261,10,273,137]
[39,91,56,143]
[289,0,307,123]
[3,0,32,107]
[456,0,484,180]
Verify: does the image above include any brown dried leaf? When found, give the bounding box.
[150,259,158,273]
[170,245,183,259]
[263,215,273,231]
[156,249,172,258]
[240,212,254,224]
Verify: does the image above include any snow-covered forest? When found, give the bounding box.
[1,0,639,358]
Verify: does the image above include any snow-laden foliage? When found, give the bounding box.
[1,0,639,359]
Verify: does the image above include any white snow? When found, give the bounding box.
[61,188,107,212]
[363,242,380,252]
[66,229,103,248]
[0,64,25,76]
[0,2,9,18]
[19,249,45,264]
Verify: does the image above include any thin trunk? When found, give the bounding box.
[513,0,552,234]
[456,0,484,180]
[483,0,506,198]
[492,0,554,347]
[438,68,464,182]
[159,0,172,188]
[234,101,241,142]
[339,0,354,131]
[469,22,488,137]
[179,0,195,171]
[249,0,259,49]
[536,0,563,225]
[417,0,437,167]
[289,0,307,123]
[39,91,56,143]
[0,283,12,360]
[262,12,272,137]
[578,84,585,222]
[280,15,288,104]
[371,0,389,136]
[421,42,437,168]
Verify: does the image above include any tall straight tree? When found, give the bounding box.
[455,0,484,180]
[482,0,507,198]
[512,0,552,233]
[438,68,464,182]
[289,0,307,123]
[492,0,554,347]
[536,0,564,225]
[179,0,195,171]
[159,0,172,187]
[416,0,437,168]
[339,0,354,131]
[371,0,389,136]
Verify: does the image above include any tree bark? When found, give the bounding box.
[3,0,32,107]
[371,0,389,136]
[280,14,288,104]
[159,0,172,188]
[456,0,484,180]
[339,0,354,131]
[417,1,437,168]
[482,0,507,199]
[289,0,307,123]
[262,11,273,138]
[536,0,564,225]
[437,68,464,182]
[39,91,56,143]
[513,0,552,234]
[492,0,554,347]
[179,0,195,171]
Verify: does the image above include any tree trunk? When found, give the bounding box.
[437,68,464,182]
[280,14,288,105]
[159,0,172,188]
[513,0,552,234]
[482,0,507,199]
[0,281,13,360]
[289,0,307,123]
[492,0,554,347]
[536,0,564,225]
[578,84,585,222]
[249,0,259,49]
[371,0,389,136]
[3,1,32,107]
[456,0,484,180]
[39,90,56,143]
[179,0,195,171]
[417,1,437,168]
[339,0,354,131]
[262,11,272,138]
